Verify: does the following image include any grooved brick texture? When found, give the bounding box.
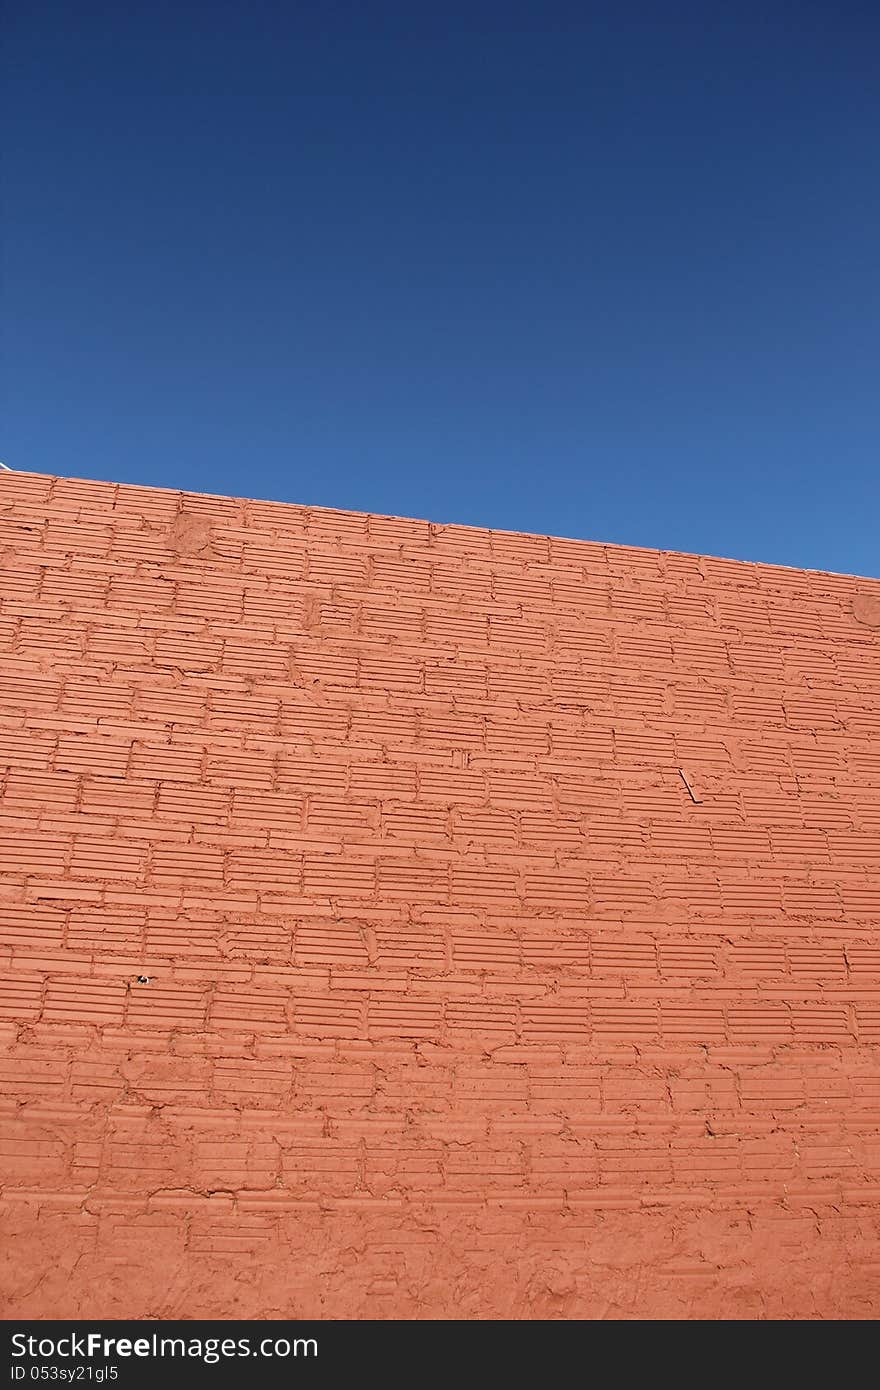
[2,469,880,1319]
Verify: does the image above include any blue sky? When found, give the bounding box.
[4,2,879,575]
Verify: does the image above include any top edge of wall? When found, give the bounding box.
[3,466,878,586]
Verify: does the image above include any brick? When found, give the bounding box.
[0,469,879,1320]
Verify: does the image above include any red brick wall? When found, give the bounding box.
[2,469,879,1319]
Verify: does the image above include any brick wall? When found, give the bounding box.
[1,469,879,1319]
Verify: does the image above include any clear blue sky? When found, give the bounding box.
[4,2,879,576]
